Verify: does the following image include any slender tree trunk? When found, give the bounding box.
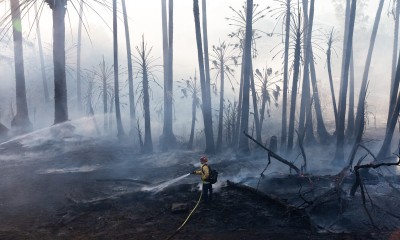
[193,0,215,153]
[234,56,245,146]
[188,92,197,149]
[202,0,211,97]
[259,78,268,130]
[281,0,291,148]
[354,0,385,141]
[34,2,49,103]
[10,0,32,133]
[161,0,176,150]
[250,64,262,143]
[238,0,253,153]
[52,0,68,124]
[76,0,83,111]
[216,58,225,152]
[113,0,125,138]
[287,16,302,151]
[122,0,136,136]
[388,0,400,127]
[142,50,153,153]
[101,57,108,132]
[298,0,315,143]
[333,0,356,165]
[310,48,330,142]
[377,53,400,160]
[346,51,355,138]
[326,33,338,129]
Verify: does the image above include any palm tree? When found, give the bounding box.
[178,73,201,149]
[134,36,157,154]
[10,0,32,133]
[254,67,281,132]
[193,0,215,153]
[325,28,338,128]
[211,41,237,151]
[45,0,69,124]
[287,10,302,151]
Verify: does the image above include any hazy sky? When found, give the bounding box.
[0,0,397,134]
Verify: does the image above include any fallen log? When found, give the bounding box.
[227,180,300,214]
[244,132,300,174]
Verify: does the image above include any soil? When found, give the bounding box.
[0,136,397,240]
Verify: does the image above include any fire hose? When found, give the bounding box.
[165,189,203,240]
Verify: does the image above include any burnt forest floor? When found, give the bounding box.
[0,133,398,240]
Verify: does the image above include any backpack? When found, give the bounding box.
[202,164,218,184]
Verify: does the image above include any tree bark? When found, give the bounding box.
[287,13,302,151]
[238,0,253,153]
[326,31,338,129]
[139,38,153,153]
[281,0,291,148]
[354,0,385,145]
[346,52,355,138]
[193,0,215,153]
[52,0,68,124]
[161,0,176,150]
[121,0,136,135]
[298,0,311,140]
[113,0,125,138]
[310,48,330,143]
[34,2,49,103]
[387,0,400,128]
[216,57,225,152]
[76,0,83,111]
[10,0,32,133]
[188,90,197,150]
[333,0,356,165]
[250,64,262,143]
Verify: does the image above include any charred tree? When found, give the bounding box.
[281,0,291,148]
[10,0,32,133]
[76,0,83,111]
[136,36,153,154]
[387,0,400,128]
[250,64,262,143]
[113,0,125,138]
[193,0,215,153]
[160,0,177,150]
[309,49,330,143]
[354,0,385,144]
[46,0,69,124]
[238,0,253,153]
[34,2,49,103]
[287,12,302,151]
[333,0,356,165]
[121,0,136,136]
[346,52,355,138]
[326,29,338,129]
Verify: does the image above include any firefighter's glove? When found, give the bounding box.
[190,171,196,175]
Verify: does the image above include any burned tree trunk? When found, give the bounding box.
[333,0,356,165]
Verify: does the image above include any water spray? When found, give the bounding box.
[142,173,191,193]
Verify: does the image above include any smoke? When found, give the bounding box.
[331,0,370,29]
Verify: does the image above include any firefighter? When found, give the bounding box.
[191,156,212,203]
